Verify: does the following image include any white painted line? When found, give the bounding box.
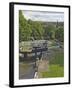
[34,72,38,78]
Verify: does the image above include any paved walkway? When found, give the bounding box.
[33,59,49,78]
[38,60,49,72]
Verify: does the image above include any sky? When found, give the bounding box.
[22,10,64,22]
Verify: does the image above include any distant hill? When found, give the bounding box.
[41,21,64,28]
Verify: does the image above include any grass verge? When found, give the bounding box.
[40,49,64,78]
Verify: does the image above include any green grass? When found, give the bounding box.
[49,50,64,66]
[41,64,64,77]
[40,49,64,78]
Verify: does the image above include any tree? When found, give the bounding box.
[44,24,56,40]
[19,10,32,41]
[55,26,64,42]
[28,21,44,40]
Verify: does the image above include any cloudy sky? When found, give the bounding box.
[22,10,64,22]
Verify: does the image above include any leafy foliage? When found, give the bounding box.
[19,10,32,41]
[44,24,56,40]
[19,10,64,42]
[55,27,64,42]
[31,21,44,40]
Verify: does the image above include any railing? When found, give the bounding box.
[19,40,48,60]
[19,47,48,60]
